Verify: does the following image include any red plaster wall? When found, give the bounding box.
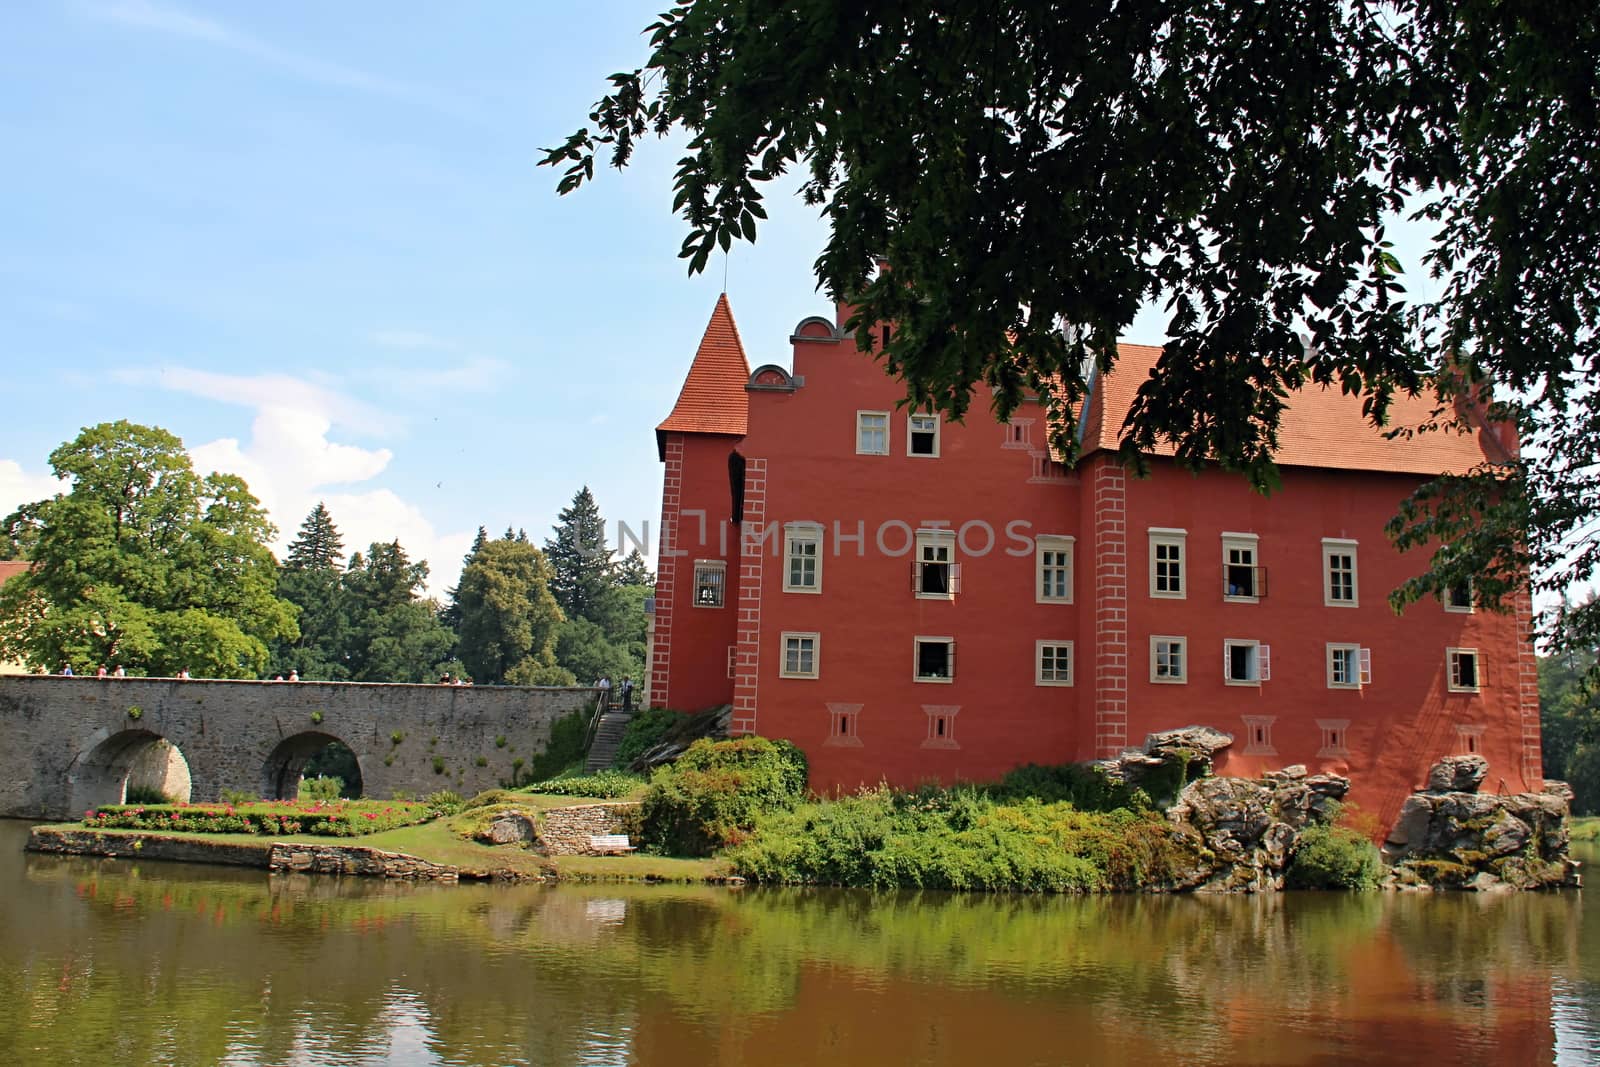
[1120,460,1536,826]
[657,433,741,712]
[732,314,1085,795]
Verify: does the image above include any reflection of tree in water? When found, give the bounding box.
[5,826,1593,1066]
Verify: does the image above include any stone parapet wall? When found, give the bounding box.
[0,675,599,819]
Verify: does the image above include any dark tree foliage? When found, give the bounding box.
[272,503,351,679]
[546,0,1600,665]
[340,541,454,683]
[615,549,655,588]
[284,502,345,572]
[545,487,616,622]
[454,537,564,685]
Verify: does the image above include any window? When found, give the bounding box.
[856,411,889,455]
[922,705,961,749]
[825,702,863,747]
[779,632,819,679]
[1317,719,1352,758]
[692,560,726,607]
[1327,644,1372,689]
[1323,539,1359,607]
[914,636,955,682]
[1241,715,1278,755]
[783,524,822,593]
[1445,579,1474,613]
[1222,534,1263,600]
[1036,535,1074,603]
[914,529,959,598]
[1036,641,1074,686]
[1149,528,1187,599]
[907,413,940,456]
[1224,639,1270,685]
[1150,636,1188,684]
[1447,648,1481,693]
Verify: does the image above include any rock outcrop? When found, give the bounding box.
[1165,765,1353,892]
[627,705,735,772]
[1382,762,1579,891]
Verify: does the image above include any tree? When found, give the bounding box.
[545,1,1600,663]
[441,525,489,633]
[273,503,351,680]
[455,537,566,685]
[0,421,296,676]
[615,549,655,588]
[545,487,616,623]
[341,541,454,683]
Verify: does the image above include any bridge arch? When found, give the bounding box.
[262,731,364,800]
[68,729,194,812]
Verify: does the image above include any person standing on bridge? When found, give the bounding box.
[111,665,124,678]
[596,676,611,710]
[288,669,300,682]
[96,665,107,678]
[59,663,73,676]
[620,677,634,714]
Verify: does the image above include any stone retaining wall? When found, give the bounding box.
[266,843,462,882]
[27,826,271,867]
[536,803,640,855]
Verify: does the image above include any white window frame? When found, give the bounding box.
[1221,533,1261,602]
[1150,635,1188,684]
[855,410,890,456]
[779,632,820,680]
[907,412,941,457]
[914,529,958,600]
[1445,578,1475,614]
[1447,647,1482,693]
[1326,643,1372,689]
[1224,639,1269,686]
[692,560,727,608]
[1035,535,1075,604]
[1035,640,1074,686]
[782,523,823,594]
[1322,538,1359,608]
[914,635,956,683]
[1149,528,1187,600]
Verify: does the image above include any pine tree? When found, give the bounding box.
[545,487,616,623]
[441,525,489,633]
[615,549,654,587]
[284,502,345,571]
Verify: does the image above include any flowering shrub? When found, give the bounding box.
[82,799,435,837]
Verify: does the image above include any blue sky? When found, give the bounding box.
[0,1,872,592]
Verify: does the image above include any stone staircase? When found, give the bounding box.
[584,709,634,773]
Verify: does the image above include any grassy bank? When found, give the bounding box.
[1573,816,1600,843]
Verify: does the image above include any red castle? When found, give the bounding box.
[648,294,1538,828]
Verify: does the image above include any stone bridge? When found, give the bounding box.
[0,676,598,820]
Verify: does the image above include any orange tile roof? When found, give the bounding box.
[0,561,30,586]
[657,293,751,449]
[1077,344,1509,476]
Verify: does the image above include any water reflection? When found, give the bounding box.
[0,821,1593,1067]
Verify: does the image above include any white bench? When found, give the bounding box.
[587,834,636,855]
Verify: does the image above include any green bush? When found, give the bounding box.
[639,737,808,856]
[220,788,256,807]
[523,770,643,798]
[124,784,174,805]
[725,787,1203,891]
[526,708,591,781]
[988,762,1160,811]
[1286,824,1383,890]
[84,799,434,837]
[424,790,465,816]
[299,776,343,803]
[611,707,685,768]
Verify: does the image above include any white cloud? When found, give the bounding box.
[0,460,68,517]
[83,1,450,106]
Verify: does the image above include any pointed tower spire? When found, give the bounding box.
[656,293,752,458]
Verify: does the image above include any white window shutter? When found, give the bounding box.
[948,642,957,679]
[1259,645,1271,681]
[911,562,919,592]
[1359,647,1373,685]
[1224,645,1232,678]
[949,563,962,593]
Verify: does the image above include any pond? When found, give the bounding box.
[0,821,1594,1066]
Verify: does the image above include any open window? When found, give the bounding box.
[914,529,959,599]
[1224,639,1270,686]
[1445,579,1475,613]
[1222,533,1264,601]
[1447,648,1481,693]
[914,636,955,683]
[907,413,940,457]
[1327,644,1372,688]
